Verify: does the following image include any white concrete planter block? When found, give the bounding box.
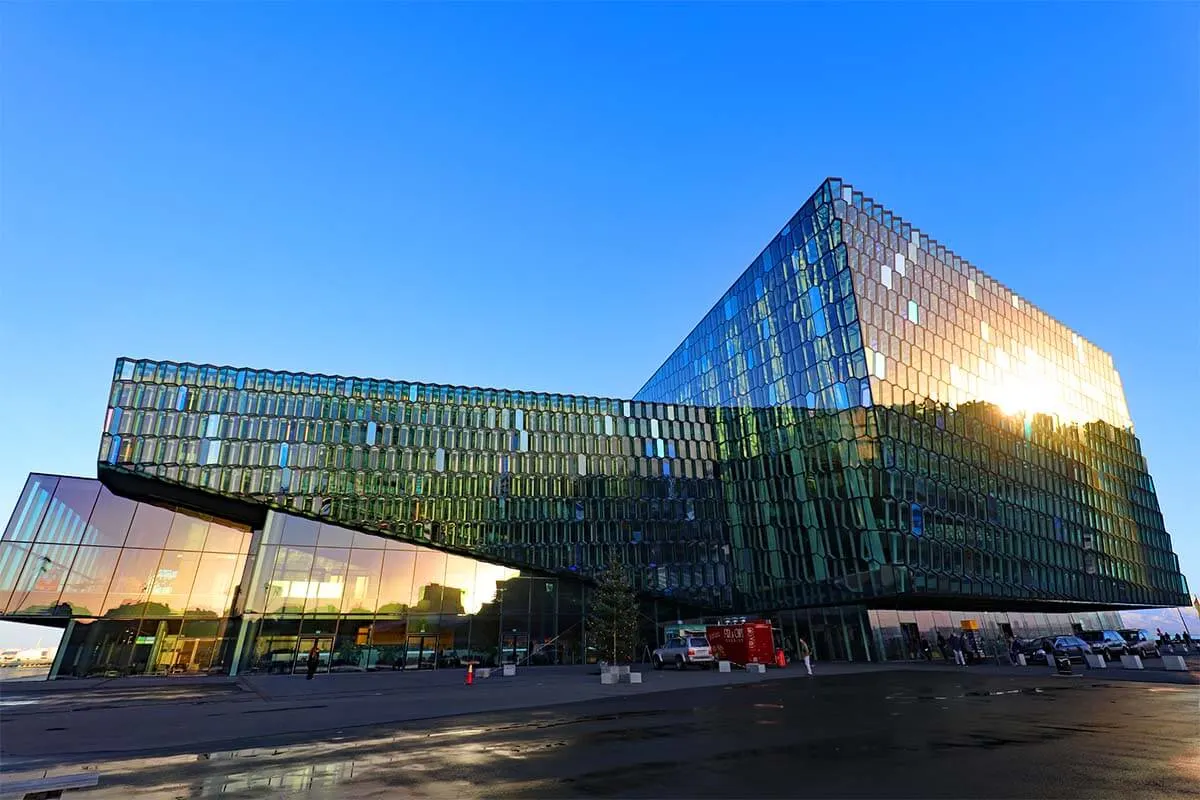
[1083,653,1107,669]
[1016,654,1027,666]
[718,661,731,673]
[1119,654,1144,670]
[623,672,642,684]
[476,668,491,679]
[503,664,517,677]
[746,663,767,674]
[600,671,618,685]
[1162,655,1188,671]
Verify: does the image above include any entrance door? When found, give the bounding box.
[292,636,333,675]
[403,634,436,670]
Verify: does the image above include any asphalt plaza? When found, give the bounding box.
[1,660,1198,799]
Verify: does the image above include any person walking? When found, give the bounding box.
[305,643,320,680]
[951,632,966,666]
[936,631,948,661]
[797,638,813,676]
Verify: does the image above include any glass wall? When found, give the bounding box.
[0,474,252,677]
[865,607,1125,663]
[235,512,587,674]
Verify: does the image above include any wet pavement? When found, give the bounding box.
[2,669,1198,799]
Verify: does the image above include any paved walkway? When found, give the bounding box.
[1,666,1198,800]
[1,657,1194,774]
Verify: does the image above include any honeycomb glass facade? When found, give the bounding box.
[0,178,1188,676]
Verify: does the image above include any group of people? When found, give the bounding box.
[1156,629,1193,652]
[915,631,973,664]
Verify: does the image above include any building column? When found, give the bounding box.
[47,619,74,680]
[229,510,278,677]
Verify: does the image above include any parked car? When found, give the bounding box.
[1017,635,1093,664]
[653,635,715,670]
[1078,630,1128,660]
[1118,629,1161,658]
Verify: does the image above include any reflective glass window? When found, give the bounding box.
[204,521,249,554]
[266,546,316,614]
[280,516,320,546]
[56,546,122,617]
[102,548,167,616]
[342,548,384,614]
[306,548,350,614]
[83,488,137,547]
[124,504,175,549]
[148,550,204,616]
[377,549,417,614]
[165,514,210,551]
[186,552,244,616]
[2,476,58,543]
[4,541,76,614]
[316,522,356,548]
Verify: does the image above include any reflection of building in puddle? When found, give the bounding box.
[200,761,358,796]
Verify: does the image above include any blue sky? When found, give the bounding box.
[0,4,1197,647]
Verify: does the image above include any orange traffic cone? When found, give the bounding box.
[775,648,786,668]
[465,663,474,686]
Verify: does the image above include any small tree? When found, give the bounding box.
[586,562,640,665]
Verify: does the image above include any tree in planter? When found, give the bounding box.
[586,562,640,665]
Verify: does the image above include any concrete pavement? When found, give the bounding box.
[1,668,1198,799]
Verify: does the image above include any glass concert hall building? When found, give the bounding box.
[0,179,1188,678]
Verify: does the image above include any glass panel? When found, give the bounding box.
[411,550,447,609]
[145,550,203,616]
[83,488,137,547]
[102,548,167,617]
[124,504,175,549]
[443,556,478,615]
[3,476,59,542]
[165,514,210,551]
[266,546,315,614]
[43,479,102,544]
[377,549,417,615]
[0,540,33,611]
[316,522,356,548]
[306,548,350,614]
[351,531,387,550]
[186,552,244,616]
[342,548,384,614]
[4,541,76,615]
[280,516,320,546]
[59,546,123,618]
[203,521,248,554]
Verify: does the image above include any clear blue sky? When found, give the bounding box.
[0,3,1197,650]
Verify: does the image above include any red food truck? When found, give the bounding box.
[705,620,778,666]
